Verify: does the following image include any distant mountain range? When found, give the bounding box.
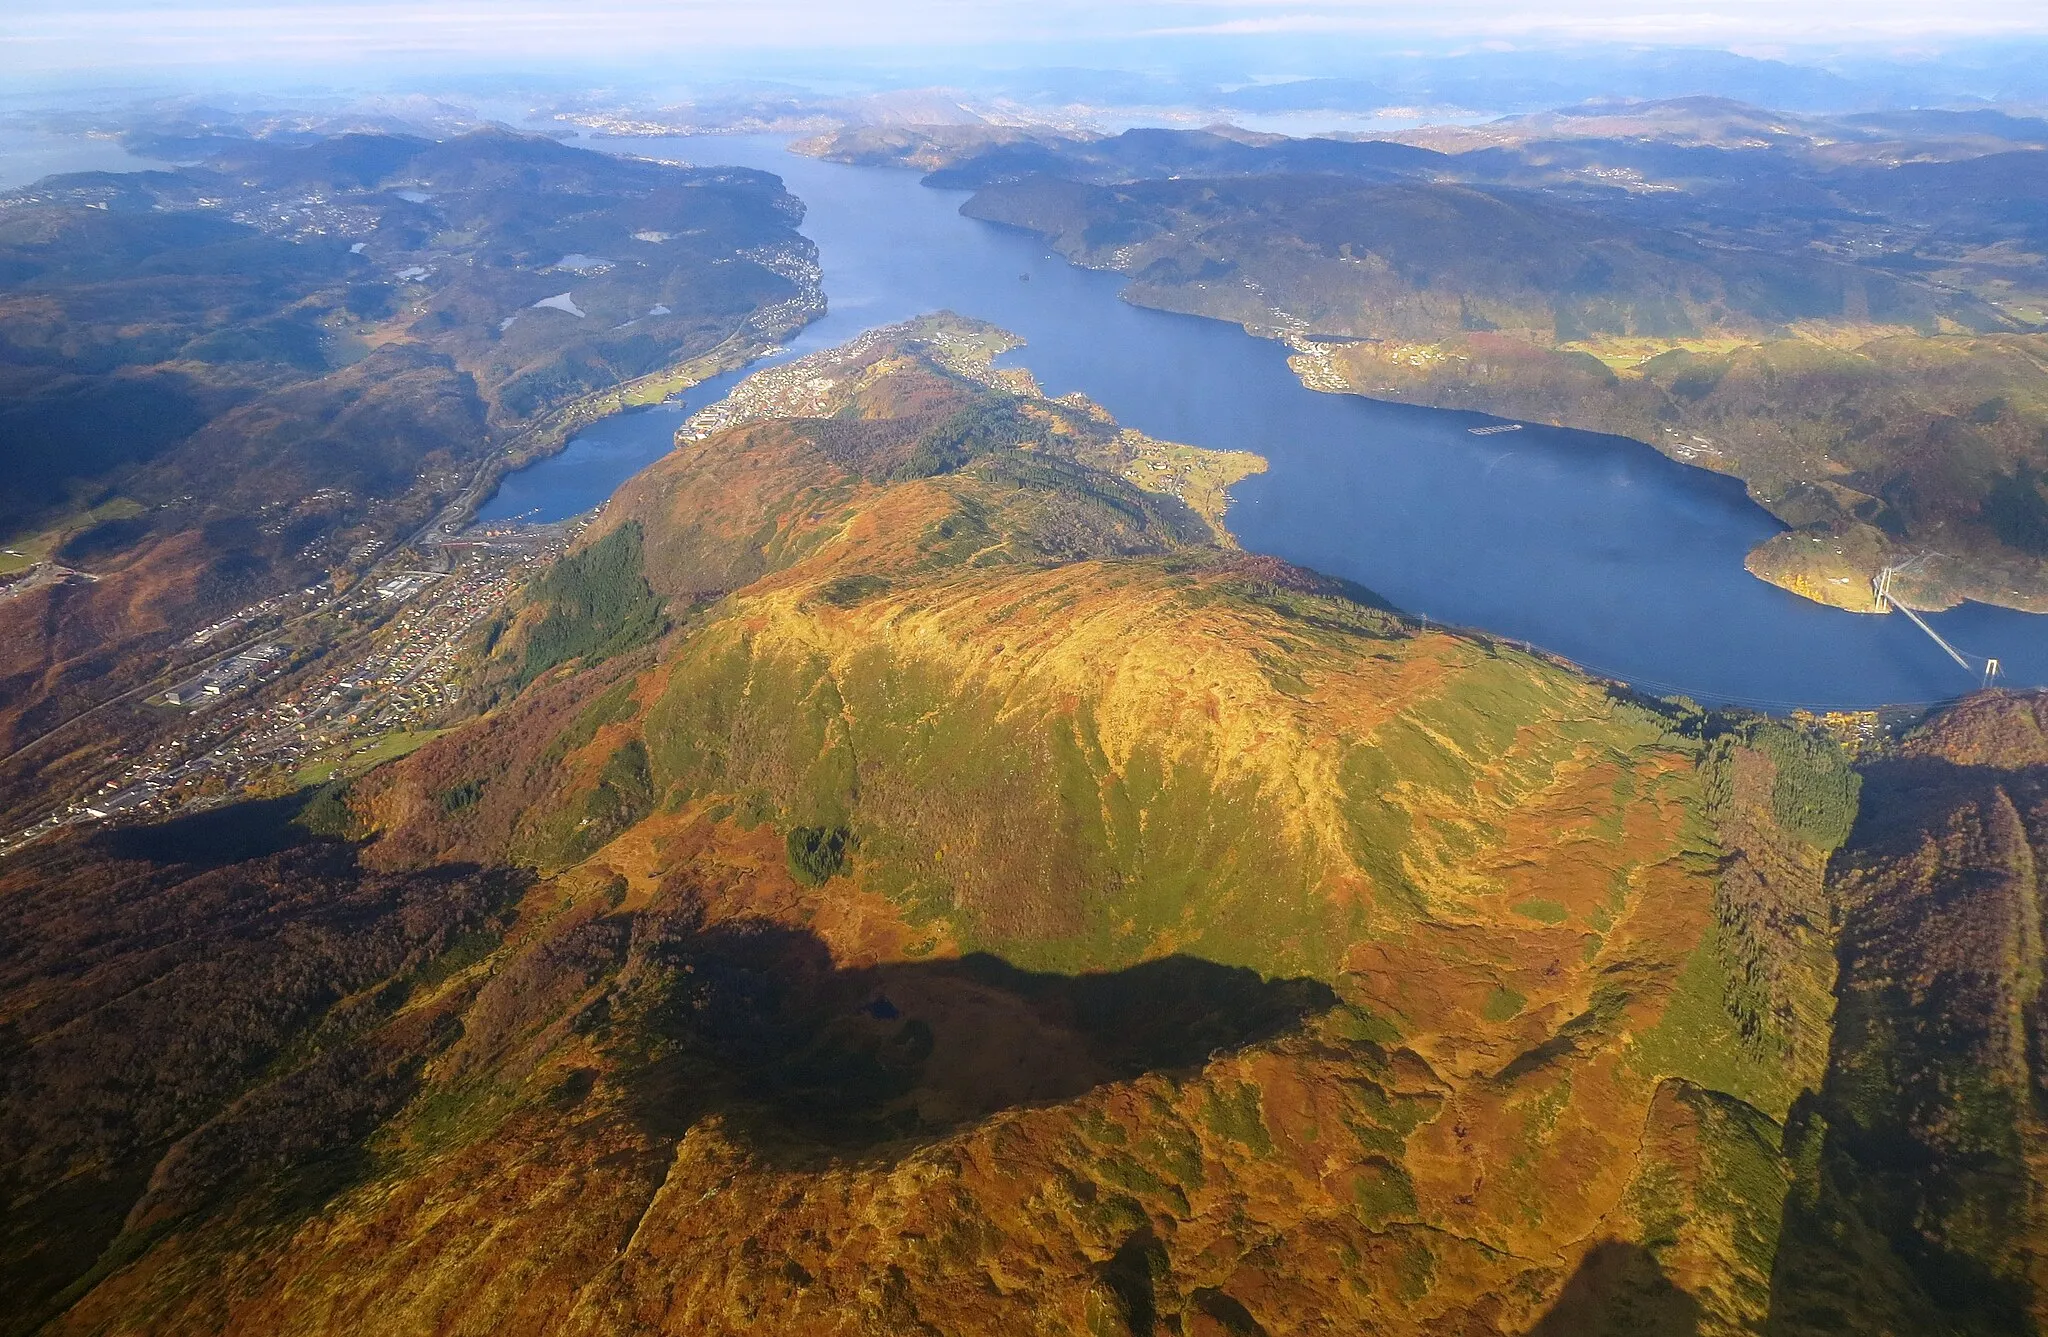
[532,40,2048,128]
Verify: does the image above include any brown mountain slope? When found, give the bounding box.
[0,320,1900,1336]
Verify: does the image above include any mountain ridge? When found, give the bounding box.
[1,316,2041,1334]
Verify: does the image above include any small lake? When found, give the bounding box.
[467,133,2048,709]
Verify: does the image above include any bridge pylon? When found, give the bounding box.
[1876,563,2006,691]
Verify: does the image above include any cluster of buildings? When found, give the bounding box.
[1789,708,1887,760]
[374,571,442,602]
[296,550,545,740]
[676,325,909,444]
[186,588,319,646]
[222,190,383,243]
[0,540,559,857]
[161,643,289,707]
[211,545,551,784]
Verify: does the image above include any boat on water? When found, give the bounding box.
[1468,423,1524,436]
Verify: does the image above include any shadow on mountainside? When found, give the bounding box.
[600,912,1339,1166]
[2,793,1336,1321]
[1527,1242,1702,1337]
[93,789,329,867]
[1757,751,2048,1336]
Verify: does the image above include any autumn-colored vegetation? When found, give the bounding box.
[4,318,2043,1335]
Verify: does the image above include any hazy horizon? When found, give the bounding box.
[7,0,2048,94]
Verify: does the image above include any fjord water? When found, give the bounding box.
[497,134,2048,708]
[0,127,173,192]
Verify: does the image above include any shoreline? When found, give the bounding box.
[430,289,826,542]
[1262,326,2048,619]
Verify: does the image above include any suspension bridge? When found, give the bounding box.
[1873,565,2001,689]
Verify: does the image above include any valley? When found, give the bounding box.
[0,127,823,834]
[0,525,565,858]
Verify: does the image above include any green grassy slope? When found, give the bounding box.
[2,318,2032,1336]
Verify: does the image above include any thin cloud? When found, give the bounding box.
[1143,0,2048,40]
[4,0,2046,72]
[0,0,1093,68]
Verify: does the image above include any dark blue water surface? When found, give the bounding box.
[481,133,2048,710]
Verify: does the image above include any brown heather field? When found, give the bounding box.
[3,320,2043,1335]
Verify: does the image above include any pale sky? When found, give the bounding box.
[5,0,2048,73]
